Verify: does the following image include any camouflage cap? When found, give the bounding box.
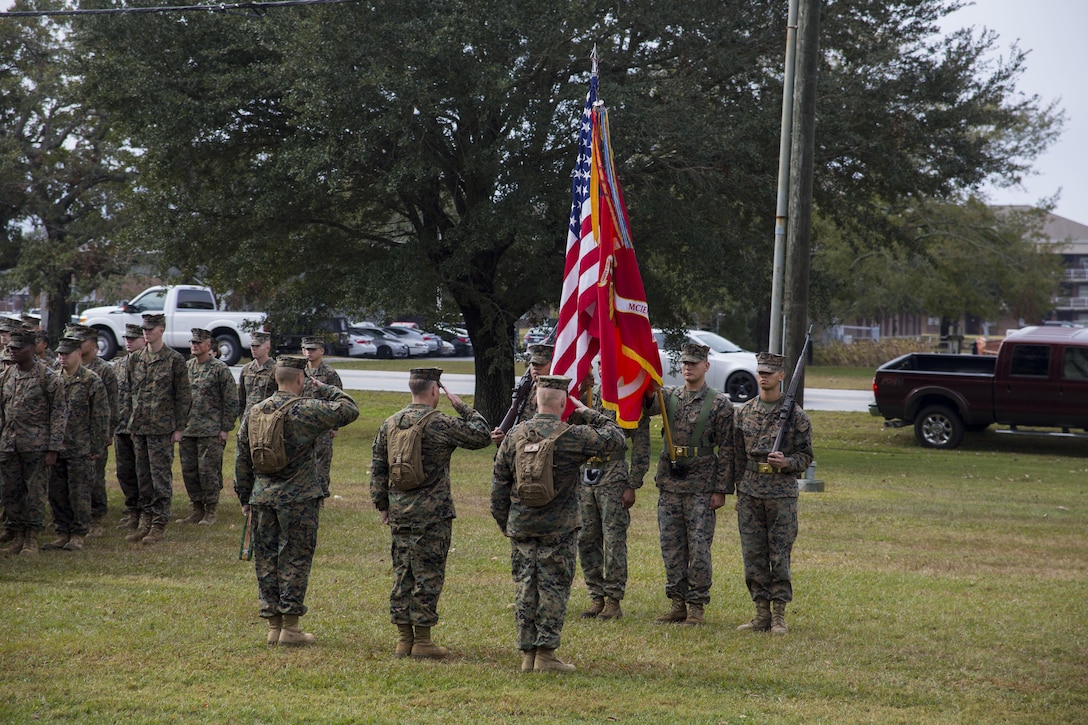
[141,313,166,329]
[190,327,213,343]
[64,324,92,341]
[679,342,710,363]
[756,351,786,373]
[250,331,271,345]
[276,355,308,370]
[527,343,555,365]
[56,337,81,354]
[536,374,571,391]
[409,367,443,382]
[300,336,324,350]
[34,330,50,344]
[20,313,40,326]
[0,316,23,333]
[8,330,35,348]
[123,323,145,339]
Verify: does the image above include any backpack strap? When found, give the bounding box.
[273,396,310,469]
[664,388,718,459]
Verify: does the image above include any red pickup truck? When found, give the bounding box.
[869,326,1088,448]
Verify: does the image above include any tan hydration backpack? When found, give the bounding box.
[513,422,569,507]
[248,396,304,474]
[386,409,438,491]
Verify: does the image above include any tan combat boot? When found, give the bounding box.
[41,534,71,551]
[19,532,39,556]
[520,648,537,673]
[682,603,705,626]
[410,626,449,659]
[1,530,24,556]
[177,502,205,524]
[770,601,789,635]
[278,614,316,646]
[115,512,137,529]
[654,598,688,624]
[267,615,283,645]
[141,524,166,545]
[580,597,605,618]
[126,514,151,542]
[394,623,415,658]
[737,598,772,631]
[597,597,623,620]
[533,648,576,673]
[198,503,217,526]
[63,535,85,552]
[86,519,104,538]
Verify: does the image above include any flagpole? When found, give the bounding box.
[768,0,800,354]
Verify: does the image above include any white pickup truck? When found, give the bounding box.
[79,285,266,365]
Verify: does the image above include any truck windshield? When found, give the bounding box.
[129,288,166,312]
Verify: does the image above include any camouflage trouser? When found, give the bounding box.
[314,433,333,497]
[132,433,175,527]
[91,448,109,521]
[179,436,225,505]
[389,518,452,627]
[511,530,578,652]
[0,451,49,533]
[657,490,716,605]
[736,494,798,603]
[114,433,139,515]
[253,498,321,618]
[48,456,95,536]
[577,481,631,600]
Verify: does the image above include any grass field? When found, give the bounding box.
[1,385,1085,723]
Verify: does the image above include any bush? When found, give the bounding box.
[814,337,936,367]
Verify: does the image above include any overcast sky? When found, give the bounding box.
[1,0,1083,221]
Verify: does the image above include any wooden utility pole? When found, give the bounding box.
[783,0,821,406]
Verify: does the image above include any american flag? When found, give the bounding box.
[550,70,600,393]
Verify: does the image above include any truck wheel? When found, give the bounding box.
[726,372,757,402]
[914,405,965,449]
[216,334,242,366]
[95,329,118,360]
[376,345,393,360]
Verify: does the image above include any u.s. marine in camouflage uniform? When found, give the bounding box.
[489,343,553,447]
[235,356,359,646]
[301,336,343,498]
[124,313,191,545]
[43,337,110,552]
[576,373,651,621]
[65,325,118,536]
[237,331,277,423]
[491,375,625,673]
[179,328,239,526]
[112,324,146,528]
[369,367,491,659]
[733,352,813,636]
[0,330,67,556]
[642,342,735,626]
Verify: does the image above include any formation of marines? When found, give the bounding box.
[0,314,815,673]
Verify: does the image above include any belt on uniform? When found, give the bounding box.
[586,453,620,469]
[746,460,781,474]
[671,445,712,459]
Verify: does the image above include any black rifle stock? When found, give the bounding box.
[770,326,814,459]
[497,324,558,434]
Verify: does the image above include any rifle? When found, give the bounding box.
[496,324,557,434]
[766,325,813,472]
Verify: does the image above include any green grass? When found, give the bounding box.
[805,365,875,390]
[2,391,1085,723]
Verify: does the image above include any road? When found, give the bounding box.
[230,366,873,412]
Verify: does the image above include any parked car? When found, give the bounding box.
[523,322,554,349]
[654,328,759,402]
[381,326,431,356]
[870,325,1088,449]
[78,284,265,365]
[437,338,455,356]
[435,325,474,357]
[275,316,352,357]
[345,328,378,358]
[350,326,410,359]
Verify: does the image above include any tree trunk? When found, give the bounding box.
[45,276,74,344]
[461,304,517,428]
